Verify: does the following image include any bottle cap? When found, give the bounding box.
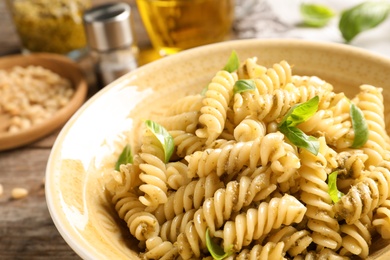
[83,3,135,51]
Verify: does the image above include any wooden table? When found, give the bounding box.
[0,0,150,259]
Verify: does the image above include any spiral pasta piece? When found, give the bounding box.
[202,172,275,234]
[296,249,349,260]
[218,194,306,252]
[176,194,305,259]
[160,209,196,243]
[299,137,342,250]
[334,165,390,225]
[216,104,234,136]
[186,132,300,181]
[354,84,390,166]
[196,70,238,144]
[299,109,352,149]
[233,242,286,260]
[335,150,368,179]
[266,226,313,257]
[373,199,390,239]
[339,215,373,258]
[138,153,168,211]
[169,130,206,158]
[237,56,267,79]
[155,172,223,222]
[105,156,161,242]
[143,236,178,260]
[234,88,299,124]
[251,60,292,95]
[157,111,200,134]
[163,94,204,116]
[298,96,354,149]
[105,159,142,195]
[266,60,292,90]
[233,117,266,142]
[293,81,341,113]
[165,161,190,190]
[335,150,368,191]
[141,128,166,161]
[112,191,160,241]
[291,75,334,92]
[234,80,338,126]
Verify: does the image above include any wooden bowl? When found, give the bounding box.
[0,53,88,151]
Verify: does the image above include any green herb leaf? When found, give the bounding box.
[145,120,174,163]
[350,103,369,148]
[300,3,335,27]
[280,125,320,155]
[339,1,390,43]
[233,79,256,94]
[206,228,233,260]
[327,171,344,203]
[279,96,319,128]
[115,144,133,171]
[223,50,240,73]
[278,96,320,155]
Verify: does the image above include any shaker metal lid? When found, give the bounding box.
[83,3,134,51]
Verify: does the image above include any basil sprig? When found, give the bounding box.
[327,171,344,203]
[300,3,335,27]
[278,96,320,155]
[202,50,240,96]
[115,144,133,171]
[339,1,390,42]
[145,120,174,163]
[223,50,240,73]
[350,103,369,148]
[233,79,256,94]
[206,228,233,260]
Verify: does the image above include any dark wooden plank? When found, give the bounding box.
[0,147,81,259]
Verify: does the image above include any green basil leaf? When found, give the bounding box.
[279,96,319,128]
[233,79,256,94]
[300,3,335,27]
[115,144,133,171]
[145,120,174,163]
[350,103,369,148]
[206,228,233,260]
[327,171,344,203]
[223,50,240,73]
[339,1,390,42]
[280,125,320,155]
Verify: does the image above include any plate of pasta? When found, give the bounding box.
[46,39,390,260]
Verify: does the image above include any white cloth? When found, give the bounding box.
[234,0,390,58]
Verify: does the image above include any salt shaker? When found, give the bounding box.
[83,2,138,88]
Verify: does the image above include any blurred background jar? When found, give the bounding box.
[6,0,91,59]
[136,0,235,57]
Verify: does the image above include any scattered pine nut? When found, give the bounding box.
[11,187,29,199]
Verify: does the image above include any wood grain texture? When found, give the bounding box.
[0,144,81,259]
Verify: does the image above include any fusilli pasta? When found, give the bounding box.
[102,54,390,259]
